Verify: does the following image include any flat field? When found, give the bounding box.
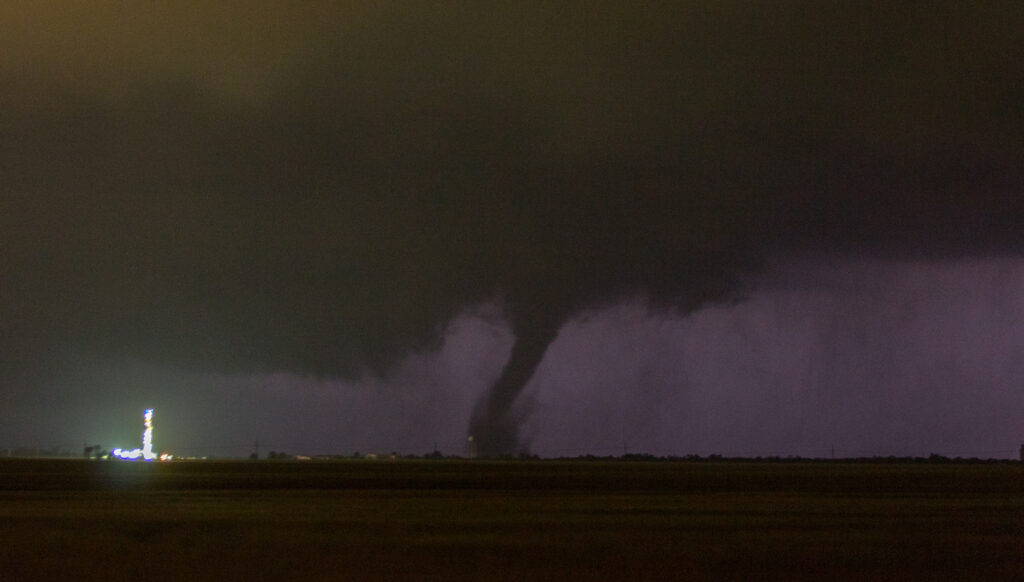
[1,459,1022,581]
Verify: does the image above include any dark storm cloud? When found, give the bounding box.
[2,3,1023,453]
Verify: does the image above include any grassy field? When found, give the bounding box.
[1,459,1022,581]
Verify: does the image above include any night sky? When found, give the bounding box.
[3,3,1024,458]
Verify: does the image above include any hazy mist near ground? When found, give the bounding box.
[6,256,1022,460]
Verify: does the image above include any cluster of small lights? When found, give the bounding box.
[112,409,172,461]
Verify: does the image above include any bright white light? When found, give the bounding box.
[142,409,156,461]
[112,408,168,461]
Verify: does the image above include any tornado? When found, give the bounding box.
[468,304,565,457]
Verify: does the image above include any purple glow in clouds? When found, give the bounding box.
[10,257,1024,460]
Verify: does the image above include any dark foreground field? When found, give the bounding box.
[1,459,1022,581]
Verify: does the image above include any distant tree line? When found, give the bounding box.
[232,450,1023,463]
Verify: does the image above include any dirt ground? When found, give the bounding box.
[1,459,1022,581]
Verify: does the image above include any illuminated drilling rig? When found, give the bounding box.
[112,408,171,461]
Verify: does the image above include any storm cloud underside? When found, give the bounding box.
[2,4,1024,454]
